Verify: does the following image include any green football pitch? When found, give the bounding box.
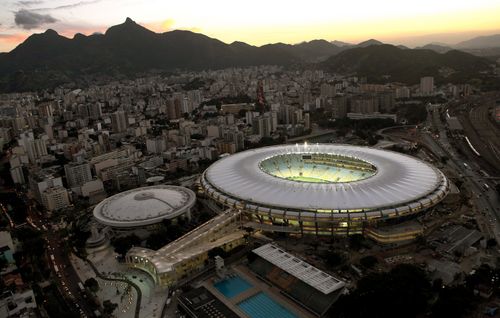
[286,176,329,183]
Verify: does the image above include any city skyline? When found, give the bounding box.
[1,0,500,52]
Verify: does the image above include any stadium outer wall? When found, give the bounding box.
[199,145,450,241]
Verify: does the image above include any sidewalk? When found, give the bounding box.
[70,245,168,318]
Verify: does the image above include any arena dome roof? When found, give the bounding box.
[202,144,448,215]
[93,185,196,228]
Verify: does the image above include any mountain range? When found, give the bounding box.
[0,18,497,92]
[322,44,493,83]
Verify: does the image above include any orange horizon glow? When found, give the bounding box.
[1,0,500,52]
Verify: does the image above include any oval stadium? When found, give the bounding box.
[93,185,196,229]
[201,143,449,238]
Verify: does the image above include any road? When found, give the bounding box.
[27,204,97,318]
[425,105,500,244]
[450,95,500,173]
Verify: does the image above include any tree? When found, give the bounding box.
[84,277,99,293]
[349,234,365,251]
[431,286,476,318]
[102,300,118,316]
[359,255,378,269]
[238,109,248,118]
[208,247,227,259]
[323,250,344,268]
[14,227,45,259]
[333,264,431,318]
[111,234,141,256]
[190,133,204,140]
[486,238,497,248]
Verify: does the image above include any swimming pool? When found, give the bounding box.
[213,275,253,299]
[238,292,299,318]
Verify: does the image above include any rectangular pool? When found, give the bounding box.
[214,275,253,299]
[238,292,299,318]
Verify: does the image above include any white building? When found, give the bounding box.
[29,172,63,204]
[10,166,25,184]
[41,186,70,211]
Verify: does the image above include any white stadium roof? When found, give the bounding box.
[202,144,448,214]
[93,185,196,228]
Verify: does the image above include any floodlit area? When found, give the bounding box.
[70,245,167,318]
[201,144,450,235]
[260,153,376,183]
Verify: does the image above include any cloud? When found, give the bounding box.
[17,1,44,6]
[32,0,104,11]
[143,19,202,34]
[14,9,58,29]
[142,19,176,33]
[161,19,175,31]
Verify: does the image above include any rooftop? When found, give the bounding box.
[93,185,196,227]
[252,243,345,294]
[204,144,448,212]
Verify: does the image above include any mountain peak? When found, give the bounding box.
[357,39,383,47]
[73,33,86,40]
[44,29,59,36]
[456,34,500,49]
[105,17,154,37]
[330,40,352,47]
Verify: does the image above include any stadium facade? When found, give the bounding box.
[201,143,449,238]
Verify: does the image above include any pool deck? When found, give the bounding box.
[204,265,315,318]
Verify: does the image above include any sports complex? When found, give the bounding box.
[123,143,449,290]
[201,143,449,236]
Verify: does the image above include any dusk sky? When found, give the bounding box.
[1,0,500,52]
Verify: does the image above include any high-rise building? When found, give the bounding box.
[88,103,103,120]
[64,162,92,188]
[420,77,434,96]
[41,186,70,211]
[223,130,245,152]
[331,96,348,119]
[252,116,272,138]
[10,166,25,184]
[377,92,396,113]
[77,104,90,119]
[395,86,410,99]
[350,95,379,114]
[24,139,48,163]
[111,110,128,133]
[320,83,336,98]
[206,125,221,138]
[29,171,64,204]
[146,137,167,154]
[304,113,310,130]
[167,98,182,120]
